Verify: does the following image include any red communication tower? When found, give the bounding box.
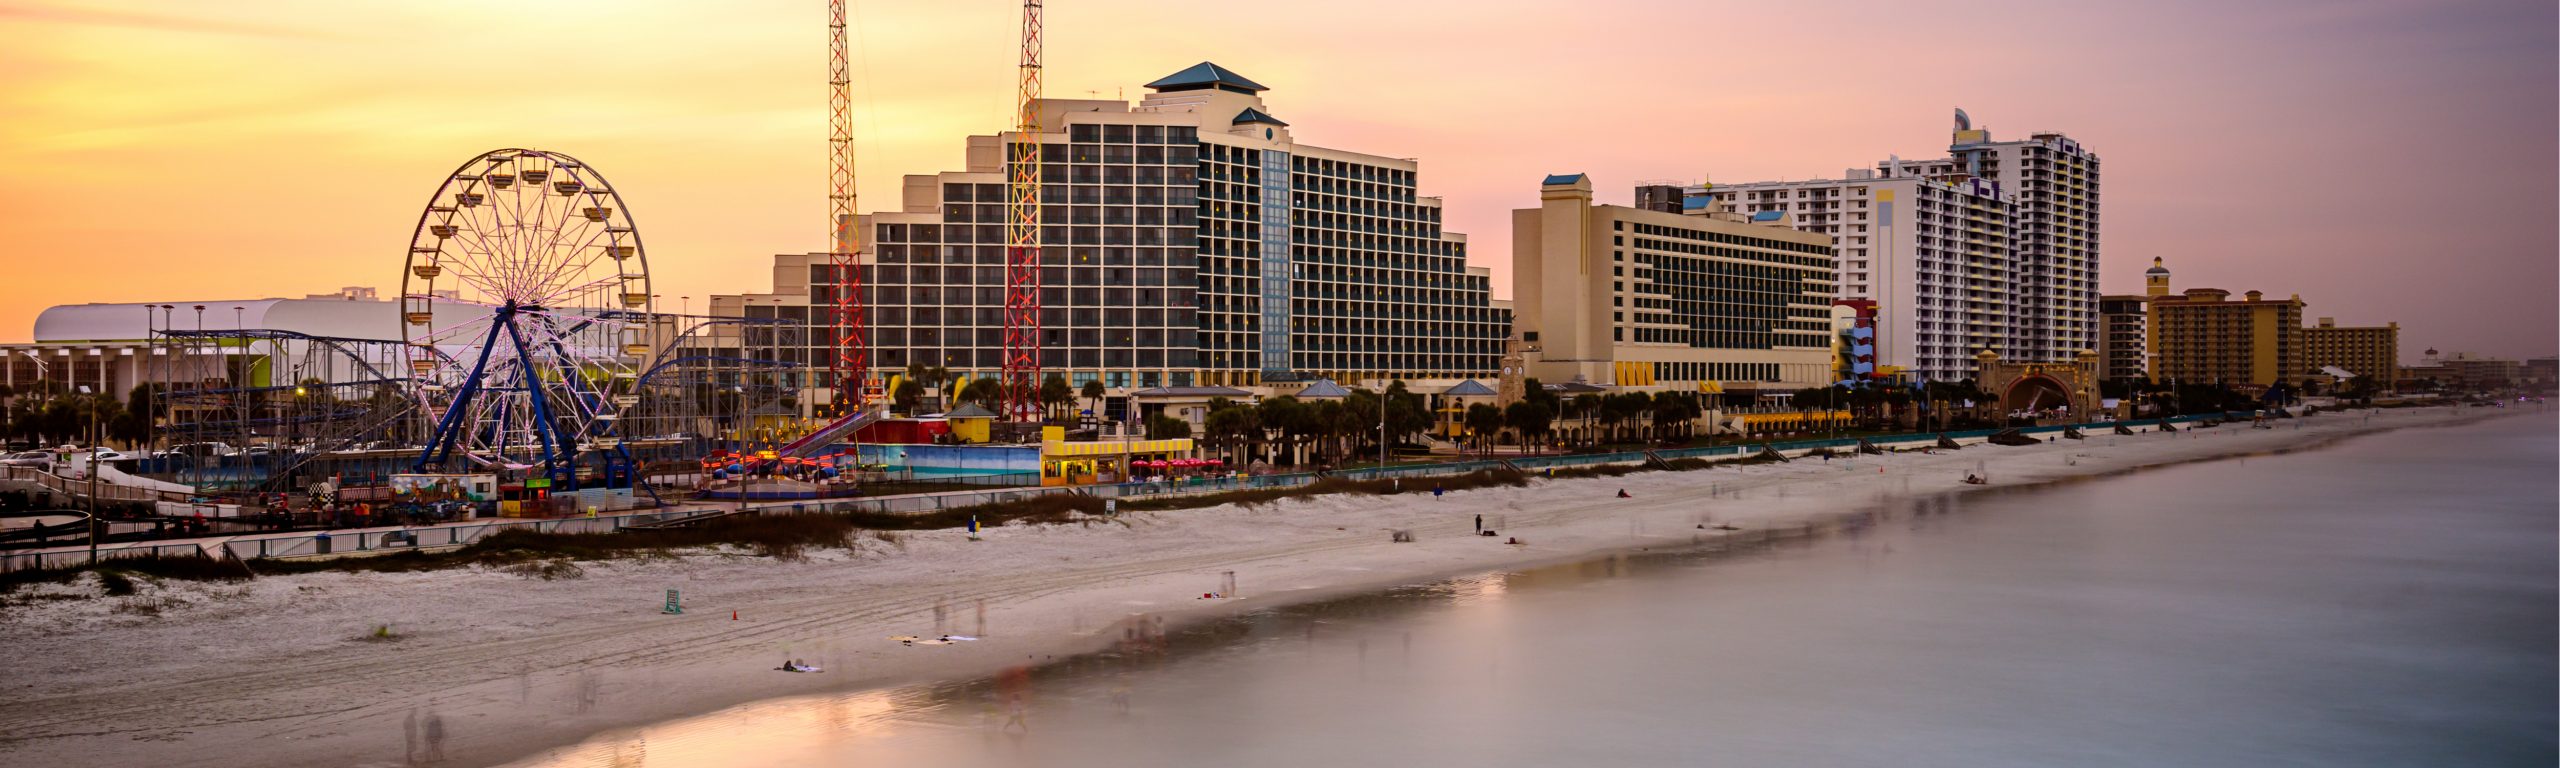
[999,0,1045,421]
[828,0,868,411]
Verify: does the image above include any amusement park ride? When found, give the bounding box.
[138,2,1055,506]
[399,148,652,492]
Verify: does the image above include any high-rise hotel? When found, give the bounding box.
[1671,172,2016,383]
[717,63,1507,400]
[1512,175,1840,393]
[1654,111,2098,383]
[1888,113,2102,362]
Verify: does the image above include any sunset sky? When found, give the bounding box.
[1,0,2552,359]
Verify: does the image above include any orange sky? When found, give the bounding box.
[2,0,2553,359]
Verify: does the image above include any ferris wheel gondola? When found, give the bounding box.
[400,148,652,490]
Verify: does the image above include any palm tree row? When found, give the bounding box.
[1197,382,1433,468]
[0,382,155,447]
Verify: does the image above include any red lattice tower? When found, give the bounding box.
[827,0,867,411]
[999,0,1044,421]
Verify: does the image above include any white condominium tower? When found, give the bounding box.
[1886,110,2101,364]
[1677,173,2017,383]
[1655,109,2097,382]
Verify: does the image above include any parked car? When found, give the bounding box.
[0,451,56,469]
[160,442,241,458]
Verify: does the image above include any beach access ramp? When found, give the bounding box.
[777,406,885,459]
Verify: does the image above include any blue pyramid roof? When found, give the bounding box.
[1296,379,1350,398]
[1146,62,1268,93]
[1542,173,1588,186]
[1443,379,1498,396]
[1232,107,1289,127]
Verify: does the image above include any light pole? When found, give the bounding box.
[16,351,45,391]
[1121,398,1136,485]
[233,307,248,455]
[1829,384,1840,443]
[80,385,99,565]
[142,304,156,453]
[1376,393,1388,468]
[191,305,205,390]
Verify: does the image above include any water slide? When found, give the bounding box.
[777,406,886,459]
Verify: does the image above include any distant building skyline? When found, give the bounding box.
[0,1,2551,359]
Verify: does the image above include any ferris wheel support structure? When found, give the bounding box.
[400,148,652,492]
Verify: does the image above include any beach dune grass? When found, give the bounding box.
[2,552,254,595]
[3,468,1536,590]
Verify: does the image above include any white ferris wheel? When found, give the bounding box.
[399,148,652,487]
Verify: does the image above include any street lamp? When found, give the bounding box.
[1377,393,1388,468]
[76,384,100,565]
[16,350,45,387]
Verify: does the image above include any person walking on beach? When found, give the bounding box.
[1474,513,1482,534]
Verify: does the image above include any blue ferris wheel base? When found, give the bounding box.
[412,302,637,493]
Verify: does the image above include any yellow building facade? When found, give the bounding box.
[2301,317,2398,384]
[2148,286,2305,388]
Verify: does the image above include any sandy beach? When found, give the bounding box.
[0,406,2527,768]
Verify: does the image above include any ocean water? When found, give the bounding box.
[516,414,2558,767]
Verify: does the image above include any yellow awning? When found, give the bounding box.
[1043,438,1195,457]
[1737,410,1851,425]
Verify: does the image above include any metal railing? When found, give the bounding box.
[2,465,181,504]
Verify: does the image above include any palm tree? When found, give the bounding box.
[1463,403,1504,454]
[1145,413,1192,440]
[1503,400,1552,455]
[1569,393,1602,447]
[1256,396,1306,465]
[1080,379,1107,422]
[1040,374,1074,422]
[1382,381,1428,456]
[891,379,925,414]
[1308,399,1348,463]
[1203,400,1260,466]
[1597,392,1644,444]
[923,365,952,410]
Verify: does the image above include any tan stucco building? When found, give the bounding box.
[1511,174,1837,394]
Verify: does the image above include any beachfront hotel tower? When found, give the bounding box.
[1887,114,2102,364]
[1511,174,1840,394]
[1653,111,2096,384]
[2146,261,2305,389]
[1672,172,2017,384]
[717,63,1506,399]
[2097,292,2153,383]
[2302,317,2399,384]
